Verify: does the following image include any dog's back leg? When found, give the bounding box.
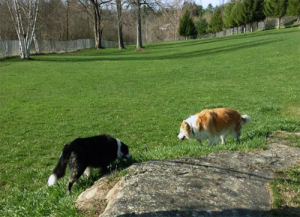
[197,139,203,145]
[68,155,87,191]
[233,131,241,143]
[208,136,219,145]
[68,165,87,191]
[233,122,242,143]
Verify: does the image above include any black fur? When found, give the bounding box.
[49,134,130,191]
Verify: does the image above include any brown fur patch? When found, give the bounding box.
[195,108,242,135]
[181,120,191,136]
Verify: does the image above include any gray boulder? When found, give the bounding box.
[76,131,300,217]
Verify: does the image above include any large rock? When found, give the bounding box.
[76,132,300,217]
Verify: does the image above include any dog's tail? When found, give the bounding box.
[241,114,251,125]
[48,144,72,186]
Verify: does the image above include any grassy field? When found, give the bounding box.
[0,28,299,216]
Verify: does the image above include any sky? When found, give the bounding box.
[196,0,226,8]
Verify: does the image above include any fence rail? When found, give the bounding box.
[201,21,267,38]
[0,39,133,59]
[200,18,298,39]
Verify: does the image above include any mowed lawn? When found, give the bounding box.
[0,28,299,216]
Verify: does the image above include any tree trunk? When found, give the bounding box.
[94,17,102,49]
[66,0,69,40]
[18,36,26,59]
[116,0,124,49]
[25,46,31,59]
[136,0,143,50]
[118,23,124,49]
[277,17,281,29]
[33,33,40,53]
[91,0,103,49]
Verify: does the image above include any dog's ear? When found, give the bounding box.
[183,121,190,130]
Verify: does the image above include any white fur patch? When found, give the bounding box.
[116,139,123,158]
[48,174,57,186]
[84,167,93,177]
[177,130,186,140]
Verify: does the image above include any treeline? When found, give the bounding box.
[1,0,299,47]
[1,0,183,44]
[179,0,300,39]
[0,0,136,43]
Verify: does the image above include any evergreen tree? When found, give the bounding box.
[179,10,197,40]
[209,6,223,33]
[287,0,300,21]
[264,0,287,29]
[206,3,214,14]
[231,1,244,32]
[197,5,205,18]
[241,0,265,32]
[253,0,266,22]
[196,17,208,35]
[223,1,236,28]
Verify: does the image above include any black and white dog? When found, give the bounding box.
[48,134,131,191]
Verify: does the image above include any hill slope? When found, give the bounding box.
[0,28,299,216]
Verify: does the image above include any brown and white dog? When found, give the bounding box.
[177,108,251,145]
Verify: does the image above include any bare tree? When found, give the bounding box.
[163,0,183,41]
[37,0,64,40]
[116,0,124,49]
[0,0,17,40]
[79,0,113,49]
[127,0,160,50]
[135,0,143,49]
[6,0,40,59]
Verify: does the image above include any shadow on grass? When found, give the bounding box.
[142,28,296,50]
[32,39,277,63]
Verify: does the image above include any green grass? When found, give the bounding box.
[270,165,300,216]
[0,28,300,216]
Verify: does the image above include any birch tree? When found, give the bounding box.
[6,0,40,59]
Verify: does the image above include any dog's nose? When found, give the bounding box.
[178,135,185,140]
[125,154,132,159]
